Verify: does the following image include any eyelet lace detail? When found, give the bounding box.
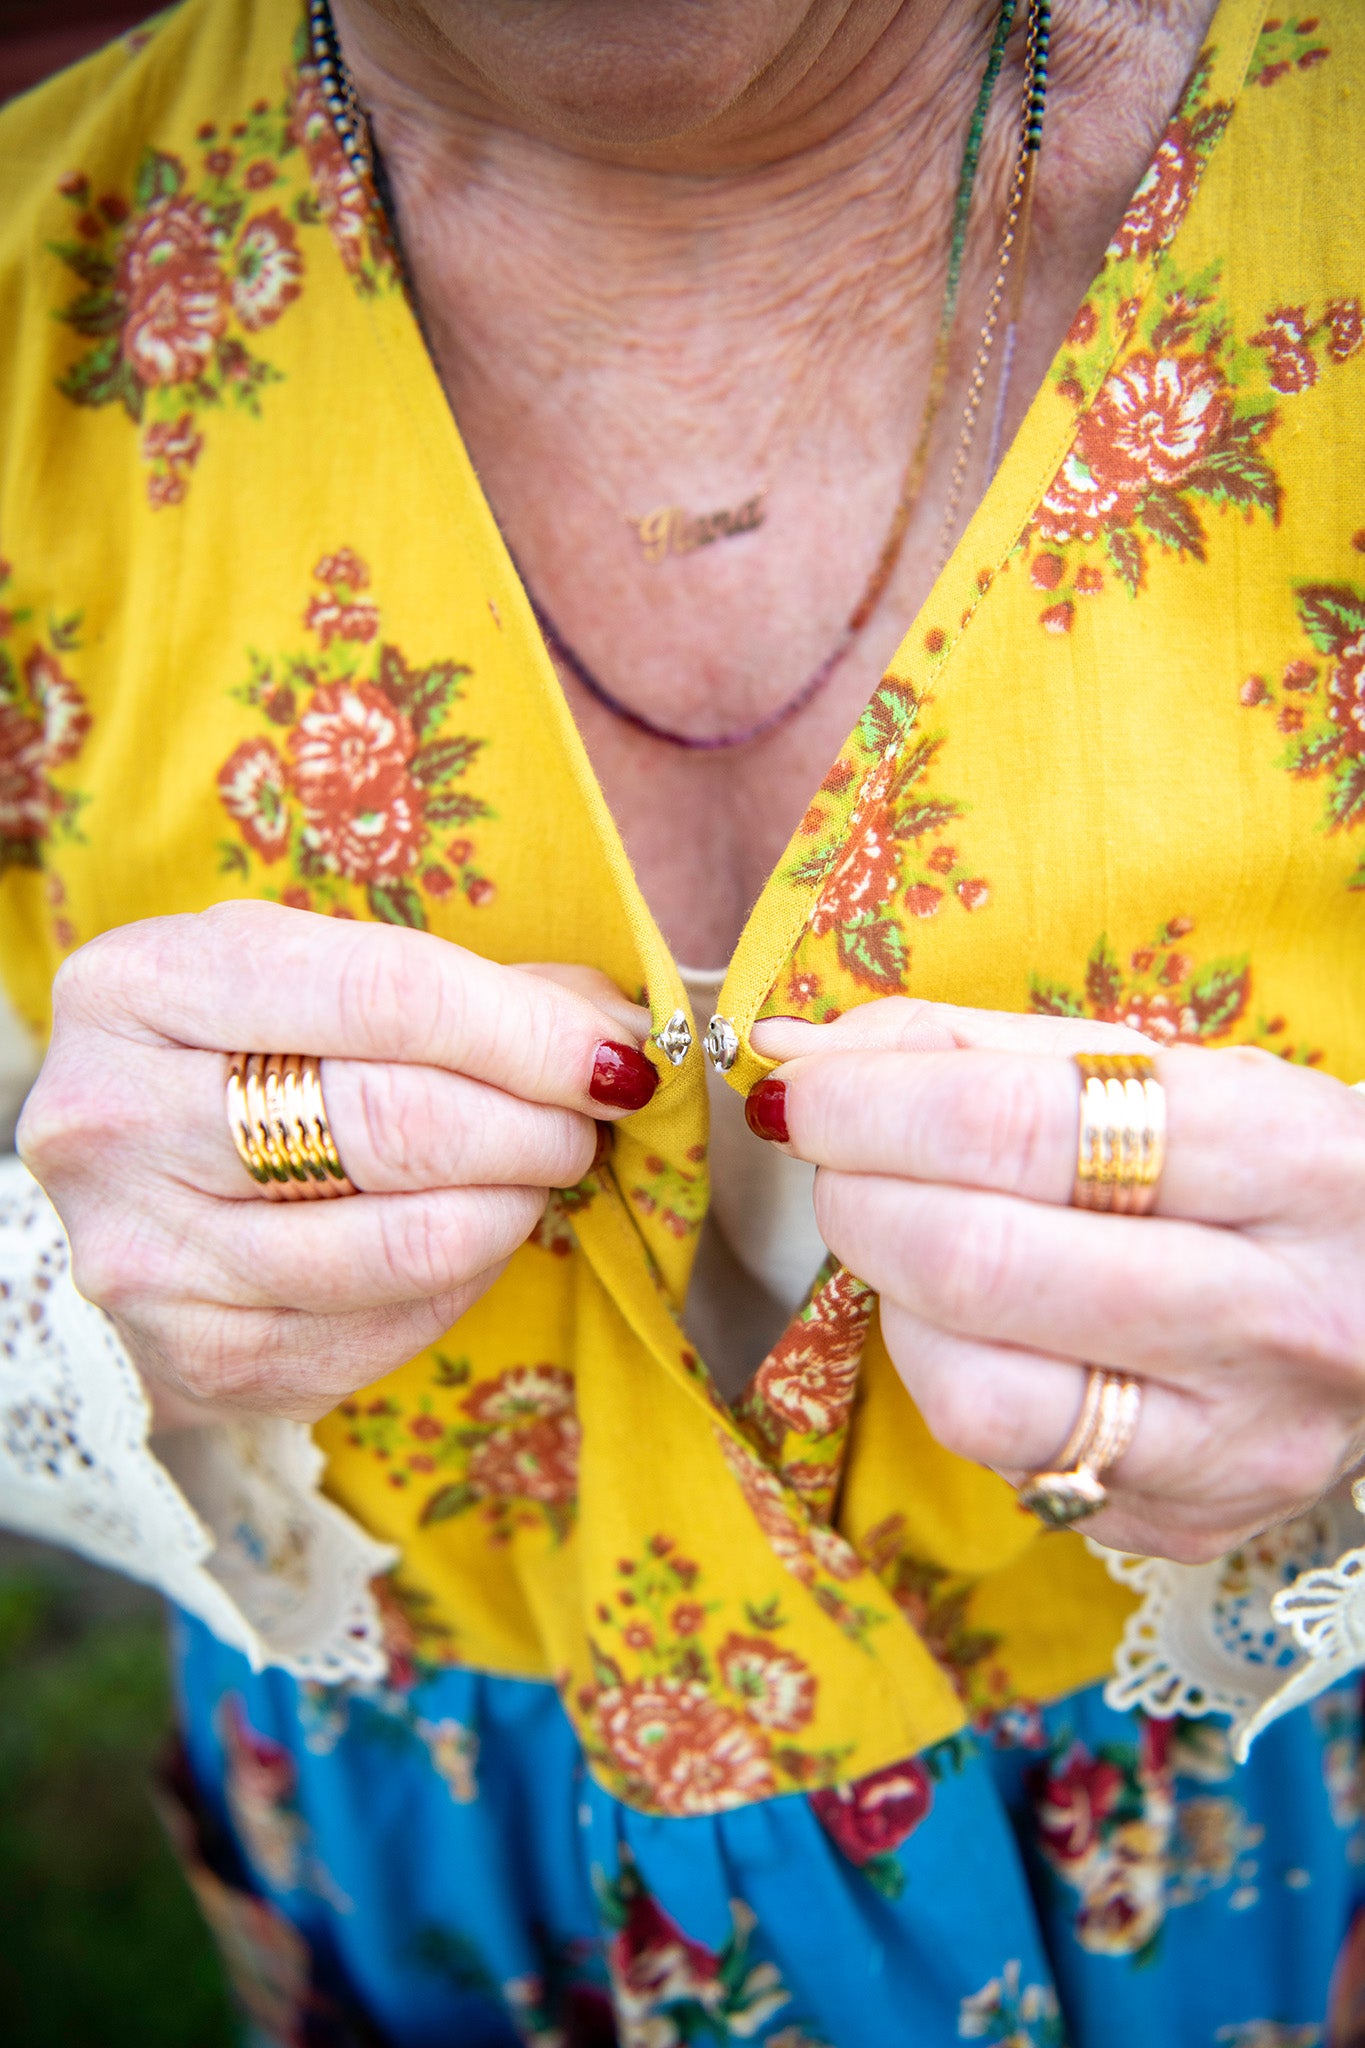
[0,1157,395,1681]
[1092,1487,1365,1759]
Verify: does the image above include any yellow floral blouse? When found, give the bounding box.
[0,0,1361,1819]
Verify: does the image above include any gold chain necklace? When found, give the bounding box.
[308,0,1051,751]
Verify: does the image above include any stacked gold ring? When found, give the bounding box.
[1017,1370,1142,1530]
[1072,1053,1166,1215]
[226,1053,356,1199]
[1017,1052,1165,1528]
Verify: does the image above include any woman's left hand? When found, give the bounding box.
[748,1001,1365,1564]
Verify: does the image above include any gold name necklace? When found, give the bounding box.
[309,0,1051,751]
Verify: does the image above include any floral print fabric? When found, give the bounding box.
[4,0,1365,1839]
[174,1613,1365,2048]
[216,550,494,927]
[50,28,399,506]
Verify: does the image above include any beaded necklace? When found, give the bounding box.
[307,0,1051,752]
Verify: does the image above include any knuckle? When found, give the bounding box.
[69,1223,149,1313]
[957,1062,1056,1196]
[18,1078,103,1182]
[378,1196,464,1298]
[348,1063,425,1184]
[1245,1276,1358,1392]
[1242,1413,1344,1509]
[923,1205,1020,1333]
[915,1369,1009,1465]
[334,934,405,1052]
[166,1309,268,1406]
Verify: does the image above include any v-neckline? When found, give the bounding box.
[353,0,1268,1078]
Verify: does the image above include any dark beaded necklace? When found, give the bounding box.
[307,0,1051,752]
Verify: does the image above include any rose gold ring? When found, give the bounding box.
[1072,1054,1166,1215]
[1016,1368,1142,1530]
[226,1053,356,1200]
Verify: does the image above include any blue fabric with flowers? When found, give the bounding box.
[171,1609,1365,2048]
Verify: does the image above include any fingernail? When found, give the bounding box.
[590,1041,658,1112]
[744,1076,789,1143]
[591,1122,613,1171]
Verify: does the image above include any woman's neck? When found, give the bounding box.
[331,0,1220,962]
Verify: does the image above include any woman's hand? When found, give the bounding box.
[17,902,655,1423]
[749,1000,1365,1565]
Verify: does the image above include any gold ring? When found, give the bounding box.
[226,1053,356,1199]
[1016,1368,1142,1530]
[1072,1053,1166,1215]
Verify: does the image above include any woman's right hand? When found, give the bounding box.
[16,902,656,1423]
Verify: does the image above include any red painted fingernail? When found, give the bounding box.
[745,1076,789,1143]
[589,1041,658,1112]
[591,1122,613,1171]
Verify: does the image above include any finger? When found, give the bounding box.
[515,962,652,1043]
[60,905,658,1117]
[80,1181,547,1317]
[877,1300,1194,1494]
[751,996,1155,1065]
[879,1300,1346,1554]
[765,1043,1358,1227]
[813,1168,1305,1392]
[102,1043,599,1197]
[128,1286,509,1421]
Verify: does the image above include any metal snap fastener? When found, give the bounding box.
[704,1015,739,1074]
[654,1009,693,1067]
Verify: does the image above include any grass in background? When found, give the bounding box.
[0,1535,236,2046]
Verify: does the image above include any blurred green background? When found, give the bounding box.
[0,1533,235,2045]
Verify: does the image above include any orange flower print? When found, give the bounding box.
[714,1431,878,1659]
[715,1633,816,1732]
[465,1413,578,1507]
[141,414,204,506]
[0,565,91,913]
[750,1266,872,1439]
[781,679,979,1001]
[462,1363,575,1426]
[1240,580,1365,888]
[1045,352,1231,535]
[230,209,304,331]
[629,1143,706,1242]
[118,193,228,385]
[0,703,48,848]
[290,62,386,288]
[1108,120,1200,263]
[579,1536,845,1814]
[594,1677,777,1815]
[1024,54,1355,632]
[216,553,493,926]
[302,549,380,645]
[1249,13,1331,89]
[344,1357,581,1540]
[53,121,309,504]
[1023,259,1358,619]
[1030,918,1320,1063]
[217,736,291,861]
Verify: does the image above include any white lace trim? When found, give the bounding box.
[0,1155,395,1682]
[1092,1486,1365,1759]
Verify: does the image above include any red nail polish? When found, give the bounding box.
[745,1076,789,1143]
[590,1041,658,1112]
[591,1122,613,1171]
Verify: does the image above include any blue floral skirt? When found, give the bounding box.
[170,1609,1365,2047]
